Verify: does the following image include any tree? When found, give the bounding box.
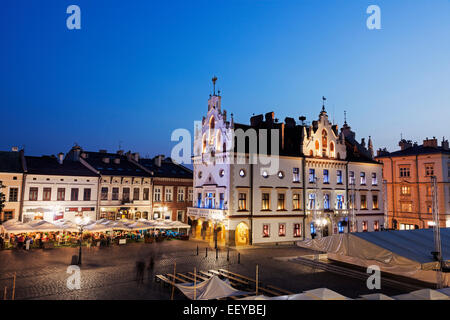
[0,181,6,221]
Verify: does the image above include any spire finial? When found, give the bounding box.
[212,76,218,95]
[344,110,347,125]
[321,96,326,112]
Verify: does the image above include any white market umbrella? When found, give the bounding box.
[359,293,394,300]
[409,289,450,300]
[303,288,351,300]
[28,220,63,232]
[239,295,271,300]
[2,222,35,234]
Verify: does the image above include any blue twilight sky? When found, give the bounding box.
[0,0,449,160]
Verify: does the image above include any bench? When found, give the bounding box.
[187,272,209,282]
[155,274,172,286]
[166,273,187,283]
[257,287,279,296]
[219,269,257,284]
[266,284,294,295]
[176,273,195,282]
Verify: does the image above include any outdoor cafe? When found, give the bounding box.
[0,218,191,250]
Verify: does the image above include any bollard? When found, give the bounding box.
[238,252,240,264]
[216,248,218,260]
[227,249,230,262]
[205,247,208,257]
[196,245,199,256]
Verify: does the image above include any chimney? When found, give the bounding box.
[250,114,264,127]
[154,155,164,167]
[58,152,64,165]
[117,150,124,156]
[80,152,87,159]
[284,117,296,128]
[11,146,18,152]
[399,139,413,150]
[442,137,449,150]
[265,112,275,126]
[423,137,438,148]
[377,148,389,157]
[133,152,139,162]
[72,145,81,161]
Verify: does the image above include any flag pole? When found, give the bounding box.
[256,264,259,296]
[171,262,176,300]
[194,267,197,301]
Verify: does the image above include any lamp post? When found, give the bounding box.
[75,215,90,265]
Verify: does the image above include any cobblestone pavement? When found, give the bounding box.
[0,240,407,300]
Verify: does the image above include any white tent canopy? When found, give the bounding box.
[175,275,249,300]
[297,229,450,287]
[303,288,351,300]
[359,293,395,300]
[393,289,450,300]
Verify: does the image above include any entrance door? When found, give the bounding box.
[235,222,249,246]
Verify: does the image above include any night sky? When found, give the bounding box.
[1,0,449,160]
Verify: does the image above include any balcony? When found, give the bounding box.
[187,207,227,221]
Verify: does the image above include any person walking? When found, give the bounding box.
[135,260,145,284]
[147,256,155,283]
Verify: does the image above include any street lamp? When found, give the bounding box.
[75,215,90,265]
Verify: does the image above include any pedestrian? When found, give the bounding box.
[135,260,145,284]
[147,256,155,282]
[0,235,4,250]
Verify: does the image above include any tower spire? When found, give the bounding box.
[344,110,347,125]
[212,76,218,95]
[322,96,326,112]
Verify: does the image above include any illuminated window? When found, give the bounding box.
[293,168,300,182]
[324,194,330,210]
[362,221,368,232]
[277,193,285,210]
[309,169,316,183]
[58,188,66,201]
[372,195,379,209]
[400,186,411,195]
[360,195,367,209]
[238,193,247,211]
[293,193,301,210]
[336,195,344,209]
[294,223,301,237]
[278,223,286,237]
[43,188,51,201]
[262,193,270,210]
[425,164,434,177]
[401,202,412,212]
[262,224,270,238]
[323,169,329,183]
[308,193,316,210]
[374,221,379,231]
[112,187,119,200]
[337,170,343,184]
[360,172,366,185]
[349,171,355,185]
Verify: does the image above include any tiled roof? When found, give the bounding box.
[376,145,450,158]
[80,151,151,177]
[139,157,192,179]
[0,151,23,173]
[25,156,98,177]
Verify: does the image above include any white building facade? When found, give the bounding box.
[188,86,384,246]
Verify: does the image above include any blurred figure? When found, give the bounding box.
[135,260,145,284]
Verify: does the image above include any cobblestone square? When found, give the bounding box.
[0,239,409,300]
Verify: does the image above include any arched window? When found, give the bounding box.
[322,130,328,157]
[310,150,314,156]
[330,142,335,158]
[202,133,207,153]
[216,130,222,151]
[315,140,320,151]
[209,116,215,145]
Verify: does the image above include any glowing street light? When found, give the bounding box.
[75,215,91,265]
